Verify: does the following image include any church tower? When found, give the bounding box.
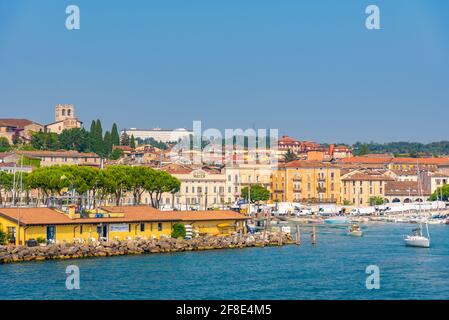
[55,104,75,122]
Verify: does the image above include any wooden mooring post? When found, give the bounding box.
[311,226,317,245]
[295,225,301,245]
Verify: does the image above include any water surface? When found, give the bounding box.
[1,223,448,300]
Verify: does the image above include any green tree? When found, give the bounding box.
[171,223,186,239]
[369,196,385,206]
[103,131,112,156]
[241,184,270,203]
[101,165,133,206]
[109,148,124,160]
[430,184,449,201]
[0,137,11,152]
[128,166,152,205]
[30,132,60,150]
[0,171,13,205]
[120,131,130,146]
[130,135,136,149]
[283,149,298,163]
[59,128,91,152]
[144,170,180,208]
[0,230,7,245]
[111,123,120,146]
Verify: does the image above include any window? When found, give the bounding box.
[185,186,189,193]
[140,223,145,232]
[80,225,83,234]
[158,223,162,231]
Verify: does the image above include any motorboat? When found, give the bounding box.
[324,216,349,225]
[348,224,363,237]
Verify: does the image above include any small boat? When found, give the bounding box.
[348,224,363,237]
[403,162,431,248]
[404,225,430,248]
[324,216,349,225]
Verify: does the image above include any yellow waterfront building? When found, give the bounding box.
[0,206,247,245]
[271,160,341,204]
[340,169,395,206]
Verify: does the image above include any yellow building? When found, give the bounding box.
[271,160,341,204]
[0,206,247,245]
[340,169,395,206]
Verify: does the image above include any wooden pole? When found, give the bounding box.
[296,224,301,245]
[311,226,317,245]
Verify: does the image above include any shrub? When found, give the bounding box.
[0,230,7,245]
[36,237,47,244]
[171,223,186,239]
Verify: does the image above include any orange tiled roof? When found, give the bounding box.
[0,207,247,226]
[282,160,337,168]
[340,156,449,165]
[15,150,100,158]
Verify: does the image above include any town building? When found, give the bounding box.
[45,104,82,134]
[0,119,45,144]
[0,206,247,245]
[384,181,430,203]
[122,127,192,143]
[14,150,101,167]
[271,160,341,204]
[340,169,395,206]
[419,171,449,194]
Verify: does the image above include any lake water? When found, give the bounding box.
[1,223,448,300]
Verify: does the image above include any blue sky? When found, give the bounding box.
[0,0,448,143]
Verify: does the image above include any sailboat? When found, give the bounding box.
[404,224,430,248]
[404,161,430,248]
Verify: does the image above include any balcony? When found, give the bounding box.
[317,177,326,182]
[317,186,326,193]
[293,177,302,182]
[293,188,302,193]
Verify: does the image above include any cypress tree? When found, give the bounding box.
[89,120,97,152]
[94,119,104,156]
[120,131,130,146]
[130,135,136,149]
[111,123,120,146]
[103,131,112,157]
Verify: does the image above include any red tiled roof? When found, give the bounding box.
[0,119,42,128]
[385,181,431,196]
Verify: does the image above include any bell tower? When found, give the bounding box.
[55,104,75,122]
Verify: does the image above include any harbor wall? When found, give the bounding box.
[0,232,293,264]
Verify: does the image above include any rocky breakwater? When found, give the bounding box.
[0,232,293,264]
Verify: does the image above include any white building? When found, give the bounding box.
[121,128,192,143]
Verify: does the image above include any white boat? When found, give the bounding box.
[324,216,349,224]
[348,224,363,237]
[404,234,430,248]
[403,162,430,248]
